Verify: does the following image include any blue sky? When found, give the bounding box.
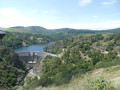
[0,0,120,30]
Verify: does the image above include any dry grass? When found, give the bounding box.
[35,65,120,90]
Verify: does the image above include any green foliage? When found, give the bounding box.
[95,58,120,69]
[38,33,120,87]
[0,31,52,89]
[104,34,114,42]
[22,26,97,40]
[2,32,52,48]
[44,41,63,54]
[50,47,62,54]
[38,75,53,86]
[90,34,104,42]
[22,77,39,90]
[0,46,26,88]
[19,26,120,40]
[86,77,116,90]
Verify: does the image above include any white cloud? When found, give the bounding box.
[43,10,57,14]
[29,10,38,14]
[0,8,34,27]
[0,8,119,30]
[85,20,120,30]
[93,16,98,18]
[79,0,92,7]
[102,0,117,5]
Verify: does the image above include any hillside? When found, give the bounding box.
[20,33,120,90]
[1,26,120,40]
[0,46,27,89]
[35,65,120,90]
[98,28,120,33]
[0,31,53,89]
[1,26,95,40]
[1,32,52,48]
[1,26,52,34]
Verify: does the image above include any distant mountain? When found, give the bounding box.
[25,26,47,31]
[98,28,120,33]
[24,26,55,34]
[8,26,120,34]
[53,28,76,31]
[54,28,90,31]
[11,26,25,29]
[2,26,120,40]
[51,27,120,34]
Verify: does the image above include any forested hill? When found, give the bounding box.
[1,26,120,40]
[98,28,120,33]
[1,32,52,48]
[0,46,27,89]
[0,31,53,89]
[9,26,120,33]
[22,33,120,89]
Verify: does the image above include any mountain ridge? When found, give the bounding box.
[1,26,120,40]
[4,26,120,32]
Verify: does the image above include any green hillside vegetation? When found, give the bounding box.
[21,33,120,89]
[0,46,27,89]
[1,26,120,40]
[1,26,96,40]
[1,27,120,89]
[24,26,52,34]
[34,65,120,90]
[2,32,52,48]
[0,31,52,89]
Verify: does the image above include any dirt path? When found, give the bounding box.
[27,69,40,79]
[58,49,65,57]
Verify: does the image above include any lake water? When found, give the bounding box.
[14,42,54,52]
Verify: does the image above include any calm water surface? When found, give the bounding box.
[14,42,54,52]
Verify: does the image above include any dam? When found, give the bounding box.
[15,51,56,68]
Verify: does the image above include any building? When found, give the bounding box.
[0,31,6,39]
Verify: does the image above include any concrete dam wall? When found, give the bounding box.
[15,51,56,68]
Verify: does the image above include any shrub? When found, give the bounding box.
[86,77,116,90]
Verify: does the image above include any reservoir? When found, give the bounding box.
[14,42,54,52]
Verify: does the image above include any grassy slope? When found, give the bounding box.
[35,65,120,90]
[0,28,28,32]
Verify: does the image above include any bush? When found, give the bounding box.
[95,58,120,69]
[86,77,116,90]
[38,75,53,86]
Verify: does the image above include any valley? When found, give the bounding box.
[1,0,120,89]
[1,26,120,40]
[0,27,120,90]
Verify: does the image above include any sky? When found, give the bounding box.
[0,0,120,30]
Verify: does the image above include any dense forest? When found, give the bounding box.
[22,33,120,89]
